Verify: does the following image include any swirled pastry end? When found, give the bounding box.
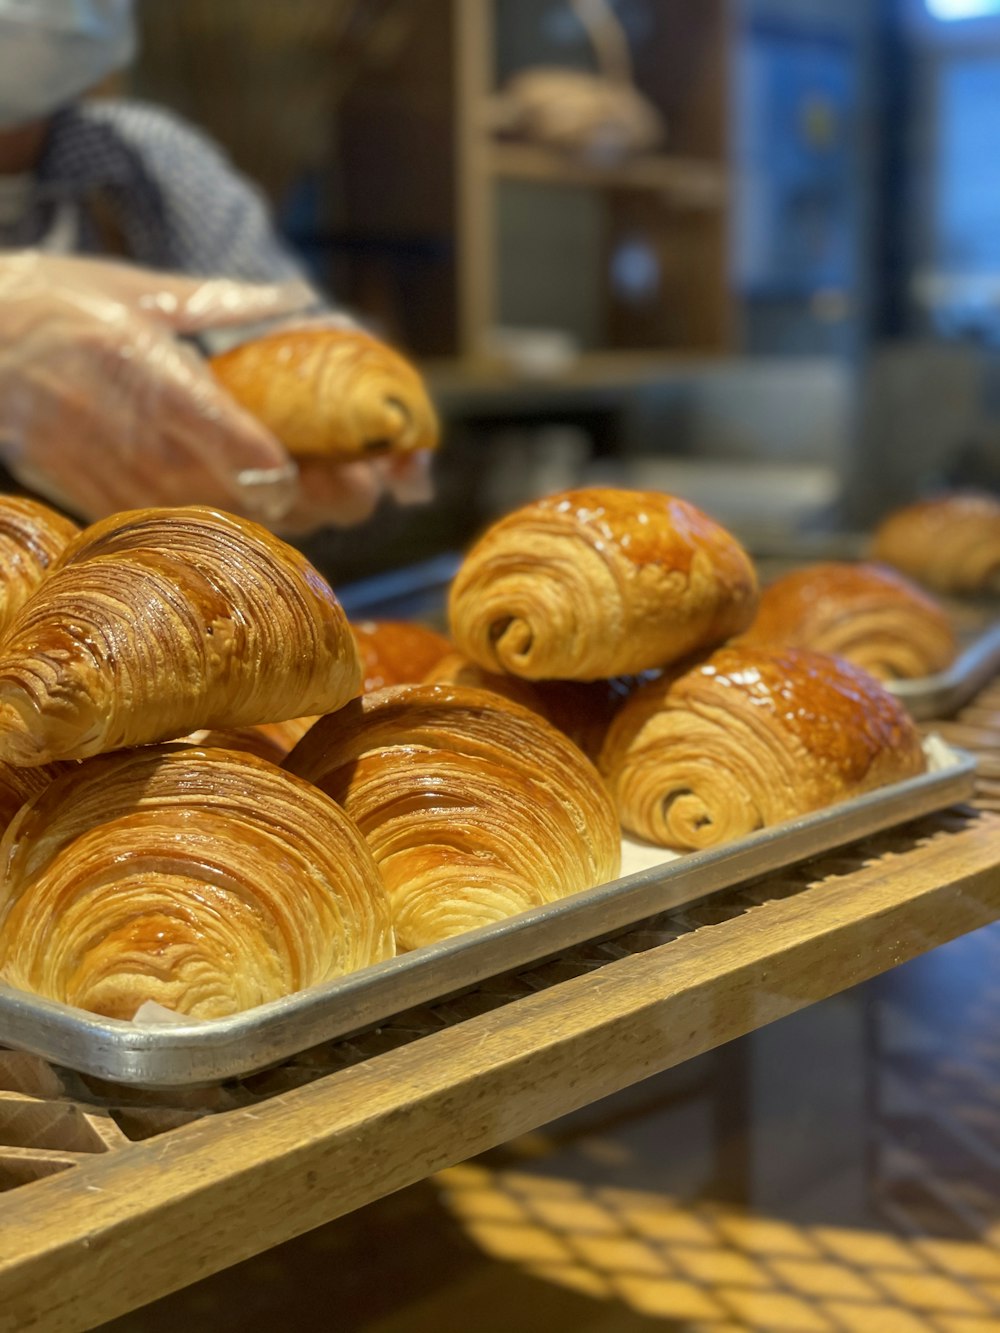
[449,488,758,680]
[600,645,926,851]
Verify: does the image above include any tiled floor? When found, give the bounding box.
[104,922,1000,1332]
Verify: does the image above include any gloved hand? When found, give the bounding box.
[0,252,401,530]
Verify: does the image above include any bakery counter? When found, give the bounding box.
[2,677,1000,1331]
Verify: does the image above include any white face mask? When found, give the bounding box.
[0,0,135,130]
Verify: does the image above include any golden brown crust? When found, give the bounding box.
[600,645,926,851]
[210,327,439,461]
[742,562,957,680]
[0,496,79,637]
[424,651,641,761]
[448,488,758,680]
[872,494,1000,594]
[285,682,621,952]
[352,620,454,693]
[0,746,394,1020]
[181,717,318,765]
[0,506,362,766]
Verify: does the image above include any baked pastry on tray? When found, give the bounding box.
[424,651,641,761]
[872,493,1000,594]
[352,619,453,693]
[448,488,758,681]
[285,682,621,952]
[600,645,926,852]
[0,506,361,766]
[0,496,78,636]
[742,562,957,681]
[0,747,393,1020]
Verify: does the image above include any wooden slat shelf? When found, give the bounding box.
[488,142,729,205]
[4,677,1000,1330]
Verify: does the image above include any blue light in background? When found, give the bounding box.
[926,0,1000,18]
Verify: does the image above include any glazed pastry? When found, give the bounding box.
[872,494,1000,594]
[210,326,439,460]
[0,746,394,1020]
[742,562,957,680]
[448,488,758,680]
[0,759,65,838]
[285,682,621,952]
[181,717,318,766]
[600,645,926,851]
[353,620,453,693]
[0,506,362,766]
[0,496,79,636]
[424,651,639,761]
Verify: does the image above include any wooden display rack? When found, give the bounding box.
[1,679,1000,1329]
[334,0,732,373]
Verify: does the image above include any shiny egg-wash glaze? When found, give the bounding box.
[210,327,440,460]
[600,645,926,851]
[449,488,758,681]
[285,682,621,952]
[872,493,1000,594]
[0,506,362,766]
[742,562,958,680]
[425,650,644,761]
[0,747,394,1020]
[0,496,79,636]
[352,620,454,693]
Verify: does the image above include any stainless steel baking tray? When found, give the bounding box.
[0,737,975,1087]
[887,623,1000,720]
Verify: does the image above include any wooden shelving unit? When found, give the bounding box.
[334,0,734,377]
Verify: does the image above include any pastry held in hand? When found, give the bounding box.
[0,506,362,766]
[353,619,453,693]
[0,747,393,1020]
[742,562,957,681]
[210,326,440,461]
[0,496,79,636]
[448,488,757,681]
[600,645,926,852]
[285,682,621,952]
[872,493,1000,594]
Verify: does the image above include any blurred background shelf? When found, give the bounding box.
[486,142,729,205]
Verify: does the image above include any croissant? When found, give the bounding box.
[872,493,1000,594]
[0,746,394,1020]
[285,682,621,952]
[353,619,454,693]
[448,488,758,681]
[210,326,439,461]
[0,506,362,767]
[600,645,926,851]
[0,496,79,636]
[741,562,958,681]
[424,651,639,761]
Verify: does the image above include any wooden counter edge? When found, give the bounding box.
[2,812,999,1331]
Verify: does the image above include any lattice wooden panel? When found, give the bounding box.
[0,675,995,1201]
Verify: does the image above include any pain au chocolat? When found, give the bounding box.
[872,493,1000,594]
[285,682,621,952]
[424,651,641,761]
[0,746,393,1020]
[210,326,439,461]
[600,645,926,852]
[742,562,957,681]
[448,488,758,681]
[0,506,362,766]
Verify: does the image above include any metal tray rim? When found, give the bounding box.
[0,742,977,1088]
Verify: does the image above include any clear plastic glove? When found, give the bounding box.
[0,251,316,524]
